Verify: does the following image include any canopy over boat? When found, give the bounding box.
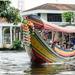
[27,15,75,33]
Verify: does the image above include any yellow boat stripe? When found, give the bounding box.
[31,35,57,62]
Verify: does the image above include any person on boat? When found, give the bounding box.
[49,40,52,47]
[72,45,75,49]
[51,40,58,48]
[56,42,61,48]
[41,29,48,41]
[61,43,66,50]
[70,38,75,45]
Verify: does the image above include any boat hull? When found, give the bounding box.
[30,31,61,64]
[29,30,75,64]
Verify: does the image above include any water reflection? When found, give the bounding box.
[24,63,75,75]
[30,64,61,75]
[27,63,65,75]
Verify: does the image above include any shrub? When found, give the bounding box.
[13,39,21,49]
[63,12,74,24]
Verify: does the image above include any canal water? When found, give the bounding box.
[0,51,75,75]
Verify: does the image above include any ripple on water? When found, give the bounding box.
[0,51,30,75]
[56,71,75,75]
[0,51,75,75]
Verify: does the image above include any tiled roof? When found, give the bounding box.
[24,3,75,12]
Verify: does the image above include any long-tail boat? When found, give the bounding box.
[22,15,75,64]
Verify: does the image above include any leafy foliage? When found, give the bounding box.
[0,1,10,17]
[63,12,74,24]
[0,1,21,24]
[13,39,21,49]
[6,7,21,24]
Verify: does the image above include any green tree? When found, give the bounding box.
[6,7,21,24]
[0,1,21,24]
[63,12,74,24]
[0,1,10,17]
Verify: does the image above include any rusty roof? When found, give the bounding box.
[24,3,75,12]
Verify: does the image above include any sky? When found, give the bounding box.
[11,0,75,11]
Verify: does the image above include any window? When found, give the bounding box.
[3,27,10,44]
[37,13,41,17]
[47,13,62,22]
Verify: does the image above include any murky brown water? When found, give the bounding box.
[0,51,75,75]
